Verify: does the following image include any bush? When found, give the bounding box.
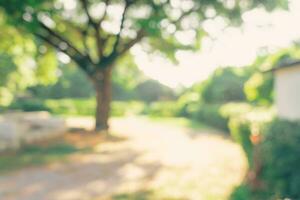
[9,98,145,117]
[201,67,250,104]
[220,103,252,119]
[10,98,50,112]
[145,101,181,117]
[230,184,251,200]
[111,101,145,117]
[230,118,300,199]
[193,104,229,132]
[260,119,300,199]
[187,103,254,133]
[228,106,275,167]
[229,118,253,167]
[45,98,95,116]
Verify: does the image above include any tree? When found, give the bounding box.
[244,45,300,105]
[136,79,175,103]
[0,0,287,131]
[201,67,250,104]
[0,14,57,106]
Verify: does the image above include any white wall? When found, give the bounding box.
[275,64,300,121]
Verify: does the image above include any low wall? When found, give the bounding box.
[0,112,66,152]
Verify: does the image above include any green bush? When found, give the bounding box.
[201,67,250,104]
[176,92,201,118]
[187,103,254,133]
[45,98,95,116]
[220,103,252,119]
[145,101,181,117]
[229,118,253,167]
[10,98,50,112]
[230,118,300,199]
[193,104,229,132]
[228,106,274,167]
[9,98,145,117]
[230,184,251,200]
[260,119,300,199]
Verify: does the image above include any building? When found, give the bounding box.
[271,60,300,121]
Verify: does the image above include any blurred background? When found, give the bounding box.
[0,0,300,199]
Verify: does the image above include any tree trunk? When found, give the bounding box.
[93,67,112,132]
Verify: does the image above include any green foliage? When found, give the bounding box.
[227,105,274,165]
[111,101,145,117]
[193,104,229,132]
[229,117,300,200]
[0,0,286,71]
[10,98,50,112]
[45,99,95,116]
[176,91,201,117]
[145,101,181,118]
[35,48,58,85]
[193,102,253,133]
[220,103,253,119]
[0,18,58,105]
[244,45,300,105]
[9,98,146,117]
[229,118,253,167]
[244,73,274,106]
[28,65,95,99]
[201,67,250,104]
[260,119,300,199]
[230,184,251,200]
[136,80,176,103]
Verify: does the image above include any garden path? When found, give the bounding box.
[0,117,246,200]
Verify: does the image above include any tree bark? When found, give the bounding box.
[93,67,112,132]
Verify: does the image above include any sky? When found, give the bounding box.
[133,0,300,88]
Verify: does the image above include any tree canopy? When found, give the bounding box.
[0,0,288,73]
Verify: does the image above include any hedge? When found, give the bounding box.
[230,117,300,200]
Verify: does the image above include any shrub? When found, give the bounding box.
[201,67,250,104]
[176,92,201,118]
[230,184,251,200]
[193,104,229,132]
[145,101,181,117]
[260,119,300,199]
[9,98,145,117]
[220,103,252,119]
[45,98,95,116]
[229,118,253,167]
[110,101,127,116]
[189,103,254,133]
[228,106,274,167]
[10,98,50,112]
[230,118,300,199]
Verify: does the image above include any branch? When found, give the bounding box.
[98,0,110,28]
[169,7,201,28]
[111,0,130,54]
[94,0,111,59]
[118,29,145,56]
[35,32,95,76]
[82,29,90,56]
[58,19,91,56]
[38,21,86,59]
[80,0,97,28]
[95,27,103,60]
[99,29,145,68]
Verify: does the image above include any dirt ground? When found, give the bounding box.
[0,117,247,200]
